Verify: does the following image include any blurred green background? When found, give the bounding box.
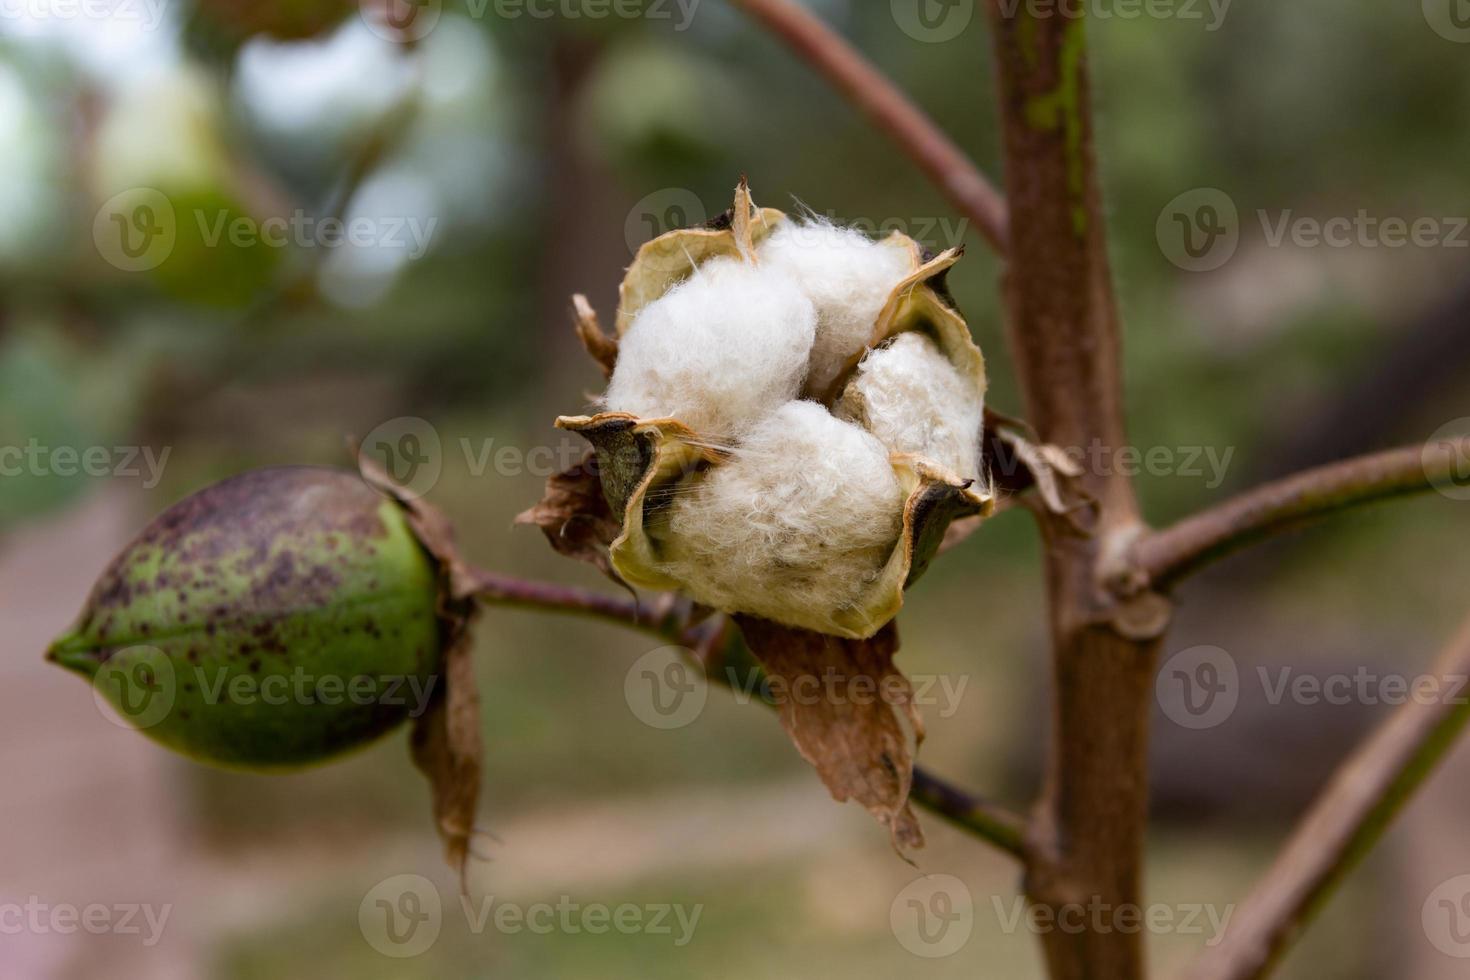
[2,1,1469,977]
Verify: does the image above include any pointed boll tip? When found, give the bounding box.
[46,631,101,676]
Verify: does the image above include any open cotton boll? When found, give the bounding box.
[837,332,983,483]
[758,220,916,397]
[604,257,817,444]
[661,400,904,633]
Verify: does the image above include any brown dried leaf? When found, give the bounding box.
[410,626,482,892]
[988,414,1093,534]
[941,409,1096,555]
[515,451,624,583]
[735,616,925,855]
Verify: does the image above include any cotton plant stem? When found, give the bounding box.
[1133,438,1470,591]
[984,5,1156,979]
[466,568,1027,857]
[727,0,1008,253]
[1185,615,1470,980]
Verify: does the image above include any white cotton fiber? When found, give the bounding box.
[758,219,916,397]
[837,332,983,483]
[604,257,817,444]
[661,400,904,632]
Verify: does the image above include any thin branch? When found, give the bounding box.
[727,0,1008,253]
[464,568,678,631]
[1185,615,1470,980]
[467,568,1027,858]
[1134,437,1470,591]
[910,766,1027,856]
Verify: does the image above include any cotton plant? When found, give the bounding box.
[555,181,993,640]
[47,181,1000,879]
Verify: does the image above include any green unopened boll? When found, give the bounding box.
[48,466,443,770]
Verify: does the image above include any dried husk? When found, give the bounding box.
[522,181,1002,851]
[614,180,788,335]
[550,184,994,638]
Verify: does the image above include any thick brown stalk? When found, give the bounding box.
[985,5,1155,979]
[728,0,1008,253]
[1186,615,1470,980]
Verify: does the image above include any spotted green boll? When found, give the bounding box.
[48,466,443,770]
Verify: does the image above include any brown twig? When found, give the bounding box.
[728,0,1008,253]
[467,568,1027,858]
[1185,615,1470,980]
[1134,438,1470,591]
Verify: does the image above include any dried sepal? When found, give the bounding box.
[614,181,786,335]
[941,409,1096,554]
[554,413,989,639]
[817,247,981,406]
[514,451,624,583]
[572,293,618,379]
[358,452,484,888]
[735,616,925,854]
[985,410,1094,533]
[554,412,722,593]
[409,628,482,893]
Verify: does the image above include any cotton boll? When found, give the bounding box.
[837,332,983,482]
[604,256,817,444]
[758,220,916,396]
[662,401,904,633]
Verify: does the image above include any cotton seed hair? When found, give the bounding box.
[837,331,984,483]
[759,219,917,397]
[604,255,816,445]
[663,401,904,633]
